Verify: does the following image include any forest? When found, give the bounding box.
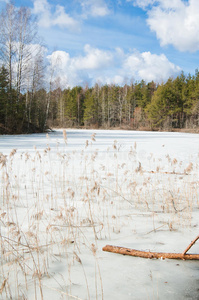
[0,3,199,134]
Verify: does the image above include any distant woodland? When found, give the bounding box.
[1,3,199,134]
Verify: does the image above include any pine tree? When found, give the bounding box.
[0,66,9,126]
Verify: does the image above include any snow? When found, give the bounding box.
[0,129,199,299]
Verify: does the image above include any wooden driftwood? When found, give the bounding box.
[103,235,199,260]
[182,235,199,255]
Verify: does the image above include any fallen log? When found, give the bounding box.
[102,245,199,260]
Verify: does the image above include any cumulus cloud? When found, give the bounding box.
[80,0,111,17]
[132,0,199,52]
[72,44,113,70]
[47,50,70,69]
[32,0,80,31]
[46,45,181,88]
[123,51,181,82]
[46,46,113,87]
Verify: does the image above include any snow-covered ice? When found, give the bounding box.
[0,129,198,299]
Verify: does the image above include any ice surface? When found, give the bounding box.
[0,129,198,299]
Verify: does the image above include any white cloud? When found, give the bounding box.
[106,75,126,86]
[123,51,181,82]
[47,50,70,69]
[32,0,80,31]
[32,0,110,32]
[131,0,184,9]
[130,0,156,9]
[80,0,111,17]
[46,46,113,87]
[46,46,181,88]
[32,0,49,14]
[72,44,113,70]
[32,0,51,28]
[132,0,199,52]
[52,5,80,31]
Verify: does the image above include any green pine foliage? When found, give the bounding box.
[146,71,199,130]
[0,66,9,126]
[1,63,199,133]
[83,88,97,126]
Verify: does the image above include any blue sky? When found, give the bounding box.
[1,0,199,87]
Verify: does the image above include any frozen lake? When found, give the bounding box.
[1,129,199,157]
[0,129,199,300]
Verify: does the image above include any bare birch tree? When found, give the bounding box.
[0,3,17,104]
[0,3,41,96]
[0,2,45,131]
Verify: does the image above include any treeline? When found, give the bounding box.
[46,81,156,129]
[1,63,199,133]
[45,71,199,131]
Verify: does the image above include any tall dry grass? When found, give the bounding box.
[0,131,198,299]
